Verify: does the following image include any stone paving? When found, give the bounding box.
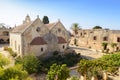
[69,45,104,60]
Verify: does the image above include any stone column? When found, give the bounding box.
[80,75,86,80]
[103,71,108,80]
[91,76,98,80]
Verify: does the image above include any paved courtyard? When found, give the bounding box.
[69,45,104,60]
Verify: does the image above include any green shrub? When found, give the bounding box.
[41,52,82,71]
[11,52,17,57]
[70,76,79,80]
[0,64,28,80]
[5,47,17,57]
[15,54,41,74]
[53,51,59,56]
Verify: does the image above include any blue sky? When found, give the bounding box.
[0,0,120,30]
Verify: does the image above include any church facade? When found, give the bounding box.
[10,15,70,57]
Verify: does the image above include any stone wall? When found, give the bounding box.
[70,29,120,52]
[10,33,22,56]
[29,45,47,56]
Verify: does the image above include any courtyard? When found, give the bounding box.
[69,45,104,60]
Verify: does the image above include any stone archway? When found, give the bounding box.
[116,47,119,51]
[3,31,9,36]
[0,39,4,43]
[6,38,9,43]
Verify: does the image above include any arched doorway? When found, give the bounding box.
[3,31,9,36]
[6,38,9,43]
[0,39,4,43]
[116,47,119,51]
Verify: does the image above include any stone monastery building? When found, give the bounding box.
[10,15,69,57]
[70,29,120,52]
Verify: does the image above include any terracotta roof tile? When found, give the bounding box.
[30,37,47,45]
[58,37,67,44]
[11,22,32,33]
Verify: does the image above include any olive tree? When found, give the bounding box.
[15,54,41,74]
[47,63,70,80]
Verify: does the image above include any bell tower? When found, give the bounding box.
[23,14,31,24]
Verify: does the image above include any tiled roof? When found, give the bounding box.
[45,22,56,30]
[11,22,32,33]
[58,37,67,44]
[30,37,47,45]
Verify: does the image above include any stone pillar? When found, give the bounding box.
[80,75,86,80]
[103,71,108,80]
[91,76,98,80]
[54,75,58,80]
[118,67,120,78]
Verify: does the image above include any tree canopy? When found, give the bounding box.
[42,16,49,24]
[0,64,28,80]
[93,26,102,29]
[111,43,117,52]
[77,53,120,79]
[71,23,80,34]
[102,42,108,50]
[47,63,70,80]
[15,54,41,74]
[0,54,10,68]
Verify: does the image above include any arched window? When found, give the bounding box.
[41,47,43,52]
[117,37,120,42]
[63,45,65,49]
[18,45,20,53]
[80,33,82,36]
[11,39,12,46]
[0,39,4,43]
[56,31,57,34]
[36,27,40,32]
[7,38,9,43]
[103,36,108,41]
[15,41,17,50]
[3,31,9,36]
[58,28,61,32]
[93,36,97,40]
